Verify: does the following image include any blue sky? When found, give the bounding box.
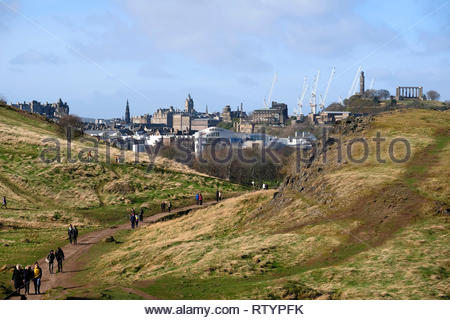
[0,0,449,118]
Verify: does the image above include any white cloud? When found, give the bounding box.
[138,63,174,78]
[117,0,396,70]
[0,0,20,32]
[10,50,61,65]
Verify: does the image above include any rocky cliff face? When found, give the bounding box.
[275,115,374,206]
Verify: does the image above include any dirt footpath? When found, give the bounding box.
[8,201,218,300]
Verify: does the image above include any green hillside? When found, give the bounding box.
[0,103,247,296]
[75,109,449,299]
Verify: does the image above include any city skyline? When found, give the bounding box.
[1,0,449,118]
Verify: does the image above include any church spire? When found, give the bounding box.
[125,99,130,124]
[205,104,208,114]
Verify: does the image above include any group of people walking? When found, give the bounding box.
[9,190,229,297]
[195,193,204,205]
[46,247,65,274]
[160,201,172,213]
[129,207,145,229]
[11,262,42,295]
[10,224,72,297]
[68,224,79,245]
[11,246,66,297]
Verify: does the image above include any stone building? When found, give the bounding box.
[11,98,69,119]
[53,99,70,118]
[308,111,351,125]
[222,105,232,122]
[185,94,194,113]
[11,101,31,112]
[221,104,246,122]
[191,118,220,131]
[151,106,174,127]
[173,113,191,132]
[234,120,255,134]
[251,101,288,125]
[132,114,151,124]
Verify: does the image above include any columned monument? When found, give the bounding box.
[395,87,424,100]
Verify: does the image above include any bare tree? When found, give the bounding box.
[426,90,440,101]
[58,114,84,137]
[326,102,344,111]
[376,89,390,100]
[362,89,376,98]
[0,94,6,105]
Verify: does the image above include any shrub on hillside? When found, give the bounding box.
[426,90,440,101]
[58,114,84,138]
[104,180,135,194]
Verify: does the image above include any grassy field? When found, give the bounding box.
[0,104,248,297]
[76,109,449,299]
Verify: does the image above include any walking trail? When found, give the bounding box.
[8,201,219,300]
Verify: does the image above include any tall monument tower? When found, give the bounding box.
[360,71,365,95]
[125,99,130,124]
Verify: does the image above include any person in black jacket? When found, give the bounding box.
[47,250,55,274]
[68,224,74,244]
[11,265,24,295]
[73,226,79,245]
[130,212,136,229]
[139,208,144,222]
[55,247,65,273]
[23,265,32,295]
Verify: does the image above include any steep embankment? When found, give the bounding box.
[81,109,449,299]
[0,103,247,297]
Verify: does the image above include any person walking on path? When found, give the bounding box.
[195,193,199,205]
[47,250,55,274]
[73,226,79,245]
[219,190,222,201]
[216,190,220,202]
[1,196,6,209]
[23,265,32,295]
[139,208,144,222]
[68,224,74,244]
[168,201,172,212]
[55,247,64,273]
[135,213,139,228]
[33,262,42,295]
[161,202,166,212]
[199,193,203,205]
[130,212,136,229]
[11,265,24,295]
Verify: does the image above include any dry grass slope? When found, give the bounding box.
[0,104,247,296]
[84,109,449,299]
